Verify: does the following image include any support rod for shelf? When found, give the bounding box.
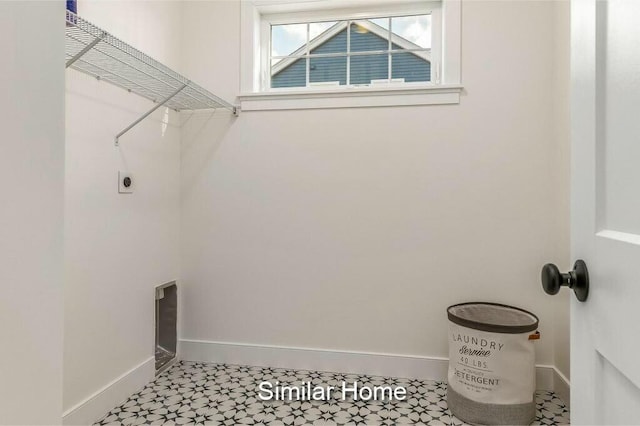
[66,31,106,68]
[115,83,187,146]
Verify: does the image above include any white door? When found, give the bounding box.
[571,0,640,423]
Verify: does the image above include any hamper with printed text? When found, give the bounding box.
[447,302,540,425]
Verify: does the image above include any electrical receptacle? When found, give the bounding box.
[118,171,134,194]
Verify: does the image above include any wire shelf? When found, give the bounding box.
[65,10,237,140]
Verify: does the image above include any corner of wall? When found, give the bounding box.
[550,0,572,401]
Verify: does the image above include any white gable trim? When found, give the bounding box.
[272,21,346,76]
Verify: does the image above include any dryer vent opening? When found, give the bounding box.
[155,282,177,373]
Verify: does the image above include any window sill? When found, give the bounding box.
[237,84,463,111]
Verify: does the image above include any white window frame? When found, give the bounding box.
[239,0,462,111]
[264,10,440,89]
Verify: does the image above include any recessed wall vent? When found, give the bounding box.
[155,282,177,373]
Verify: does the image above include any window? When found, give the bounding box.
[240,0,461,110]
[270,15,435,89]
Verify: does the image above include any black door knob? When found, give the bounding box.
[541,260,589,302]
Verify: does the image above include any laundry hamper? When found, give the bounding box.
[447,302,539,425]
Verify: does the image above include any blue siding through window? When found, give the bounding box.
[272,25,430,88]
[313,29,347,54]
[350,23,388,52]
[350,54,388,84]
[310,56,347,85]
[273,58,308,88]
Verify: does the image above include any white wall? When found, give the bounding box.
[63,1,182,418]
[0,1,65,424]
[180,0,571,370]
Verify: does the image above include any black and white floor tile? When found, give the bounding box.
[96,361,570,425]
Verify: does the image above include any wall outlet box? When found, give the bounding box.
[118,171,134,194]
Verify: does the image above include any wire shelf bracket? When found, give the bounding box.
[65,11,239,146]
[115,83,188,146]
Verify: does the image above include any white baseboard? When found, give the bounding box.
[534,365,570,405]
[553,367,571,407]
[535,365,555,391]
[180,339,449,381]
[60,341,569,425]
[62,357,155,425]
[179,339,567,395]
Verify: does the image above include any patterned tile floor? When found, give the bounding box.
[97,361,570,425]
